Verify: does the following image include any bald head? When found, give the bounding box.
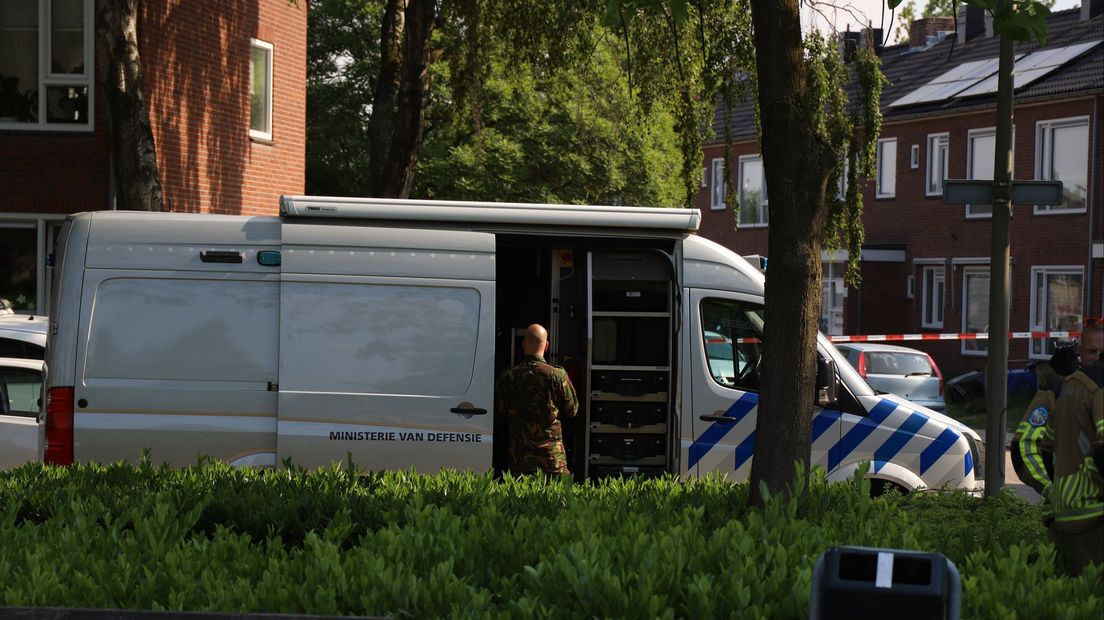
[523,324,548,357]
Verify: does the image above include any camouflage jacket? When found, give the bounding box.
[495,355,579,475]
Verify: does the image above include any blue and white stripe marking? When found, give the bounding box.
[688,395,971,485]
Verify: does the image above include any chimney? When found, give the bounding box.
[909,16,956,47]
[861,27,884,51]
[840,28,862,63]
[957,4,986,44]
[1084,0,1103,20]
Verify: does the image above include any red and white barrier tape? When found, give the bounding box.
[727,331,1083,344]
[826,331,1081,343]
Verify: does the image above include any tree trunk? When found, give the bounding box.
[95,0,163,211]
[747,0,833,505]
[367,0,437,198]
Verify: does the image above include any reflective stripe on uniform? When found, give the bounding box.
[1016,420,1052,491]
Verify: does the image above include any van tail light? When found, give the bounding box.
[856,352,867,378]
[45,386,74,466]
[926,354,944,396]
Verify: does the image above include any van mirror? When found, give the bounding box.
[816,357,839,407]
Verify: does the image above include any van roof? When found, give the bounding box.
[280,196,702,233]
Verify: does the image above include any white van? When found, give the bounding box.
[42,197,983,491]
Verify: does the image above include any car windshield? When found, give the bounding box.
[866,352,932,375]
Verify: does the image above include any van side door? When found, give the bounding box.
[277,223,495,472]
[683,289,842,479]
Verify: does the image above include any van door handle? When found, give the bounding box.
[450,406,488,416]
[699,414,735,424]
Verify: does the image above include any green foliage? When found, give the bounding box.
[415,26,682,207]
[1,461,1099,618]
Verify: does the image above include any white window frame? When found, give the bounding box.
[737,154,768,227]
[1029,266,1084,359]
[249,38,274,141]
[876,138,897,198]
[966,127,995,219]
[0,0,95,132]
[920,266,945,328]
[709,157,726,211]
[1034,116,1089,215]
[961,266,991,356]
[910,144,920,170]
[925,133,949,197]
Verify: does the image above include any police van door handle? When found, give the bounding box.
[450,402,488,416]
[699,414,735,424]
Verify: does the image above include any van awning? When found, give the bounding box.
[280,196,701,233]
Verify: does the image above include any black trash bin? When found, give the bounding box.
[809,546,961,620]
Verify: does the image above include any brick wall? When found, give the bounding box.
[696,138,769,256]
[0,74,110,214]
[696,95,1102,380]
[141,0,307,215]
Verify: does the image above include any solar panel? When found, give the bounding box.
[956,40,1102,98]
[889,57,1006,107]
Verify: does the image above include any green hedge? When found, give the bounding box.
[0,460,1100,618]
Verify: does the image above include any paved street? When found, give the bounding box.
[976,430,1043,504]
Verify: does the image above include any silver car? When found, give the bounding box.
[836,343,946,412]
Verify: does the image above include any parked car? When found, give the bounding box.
[836,343,946,412]
[0,356,44,468]
[0,311,48,360]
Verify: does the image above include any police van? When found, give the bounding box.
[41,196,983,491]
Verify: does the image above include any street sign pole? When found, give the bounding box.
[984,20,1016,498]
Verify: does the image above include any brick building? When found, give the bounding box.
[0,0,306,315]
[697,4,1104,378]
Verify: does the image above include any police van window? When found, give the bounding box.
[700,298,765,391]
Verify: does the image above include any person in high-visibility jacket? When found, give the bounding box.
[1011,345,1079,497]
[1047,320,1103,572]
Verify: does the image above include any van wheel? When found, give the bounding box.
[869,478,909,497]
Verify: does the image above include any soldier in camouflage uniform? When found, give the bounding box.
[495,324,579,475]
[1047,321,1103,572]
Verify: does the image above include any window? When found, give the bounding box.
[0,224,37,312]
[926,133,949,196]
[961,267,990,355]
[821,261,845,336]
[0,0,93,130]
[710,158,726,211]
[1035,118,1088,214]
[249,38,273,140]
[910,144,920,169]
[86,279,279,383]
[1030,267,1083,358]
[966,128,995,218]
[700,298,764,391]
[921,266,945,328]
[282,282,480,397]
[0,366,42,416]
[876,138,897,198]
[738,155,768,226]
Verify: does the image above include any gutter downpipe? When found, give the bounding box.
[1091,94,1100,317]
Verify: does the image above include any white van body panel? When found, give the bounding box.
[278,223,495,472]
[68,213,282,465]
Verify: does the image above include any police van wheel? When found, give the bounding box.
[869,478,909,497]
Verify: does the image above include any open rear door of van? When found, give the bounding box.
[277,222,496,473]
